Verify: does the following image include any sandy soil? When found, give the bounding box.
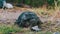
[0,9,23,24]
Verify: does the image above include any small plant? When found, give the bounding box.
[45,31,52,34]
[0,24,22,34]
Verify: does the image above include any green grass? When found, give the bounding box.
[0,24,22,34]
[21,31,53,34]
[0,24,54,34]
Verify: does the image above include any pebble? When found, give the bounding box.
[53,32,60,34]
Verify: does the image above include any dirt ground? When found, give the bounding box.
[0,7,60,33]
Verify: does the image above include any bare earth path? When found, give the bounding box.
[0,9,23,23]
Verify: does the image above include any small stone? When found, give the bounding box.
[53,32,60,34]
[31,26,41,31]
